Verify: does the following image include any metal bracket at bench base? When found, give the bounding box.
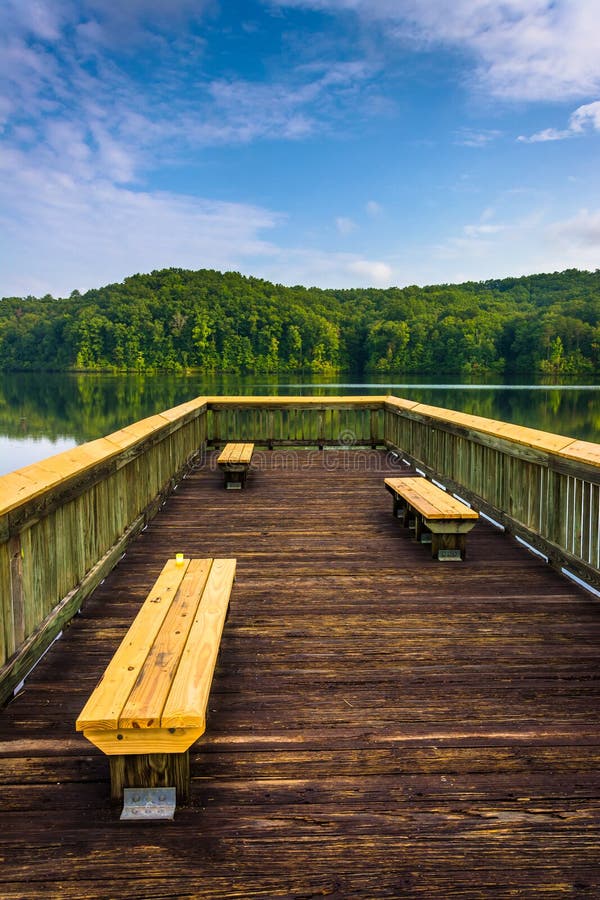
[437,548,462,561]
[120,787,176,820]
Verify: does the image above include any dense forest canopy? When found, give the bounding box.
[1,267,599,375]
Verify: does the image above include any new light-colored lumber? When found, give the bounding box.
[76,559,189,733]
[217,443,254,465]
[76,557,235,761]
[163,558,237,730]
[385,476,479,520]
[118,559,213,729]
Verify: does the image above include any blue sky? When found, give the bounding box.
[1,0,600,298]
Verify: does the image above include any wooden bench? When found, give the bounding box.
[384,476,478,560]
[76,557,236,808]
[217,442,254,489]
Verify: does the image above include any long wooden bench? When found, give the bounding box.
[76,557,236,809]
[217,442,254,489]
[385,476,478,560]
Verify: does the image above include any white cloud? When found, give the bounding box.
[518,127,571,144]
[0,136,397,296]
[570,99,600,131]
[197,58,380,145]
[0,146,283,297]
[0,0,211,46]
[0,1,397,297]
[410,201,600,286]
[256,250,395,288]
[366,200,382,216]
[2,0,66,41]
[463,222,505,238]
[547,208,600,250]
[518,99,600,142]
[274,0,600,102]
[347,259,392,284]
[455,129,501,147]
[336,216,358,235]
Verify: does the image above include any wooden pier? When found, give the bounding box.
[2,445,600,898]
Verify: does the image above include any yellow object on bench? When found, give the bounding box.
[385,476,478,560]
[76,557,236,804]
[217,442,254,489]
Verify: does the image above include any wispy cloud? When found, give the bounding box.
[335,216,358,235]
[366,200,382,217]
[348,259,392,284]
[196,63,378,146]
[455,129,501,148]
[433,205,546,267]
[0,1,381,166]
[518,99,600,142]
[6,0,212,45]
[0,0,390,296]
[547,208,600,249]
[421,200,600,285]
[273,0,600,102]
[0,143,283,297]
[256,249,394,287]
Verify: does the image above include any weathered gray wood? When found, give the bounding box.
[207,397,386,448]
[0,512,146,707]
[7,537,25,651]
[1,394,598,709]
[384,396,599,585]
[2,448,600,898]
[388,442,600,590]
[0,402,208,695]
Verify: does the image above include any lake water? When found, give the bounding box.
[0,372,598,477]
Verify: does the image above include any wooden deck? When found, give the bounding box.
[2,448,600,899]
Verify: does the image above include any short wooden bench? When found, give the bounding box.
[76,557,236,808]
[217,442,254,489]
[385,476,478,560]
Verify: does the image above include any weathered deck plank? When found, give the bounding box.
[1,449,599,898]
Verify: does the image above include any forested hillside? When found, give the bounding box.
[1,267,598,375]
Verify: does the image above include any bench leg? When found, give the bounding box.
[415,513,431,543]
[223,467,247,489]
[392,496,409,526]
[109,752,191,804]
[431,533,467,561]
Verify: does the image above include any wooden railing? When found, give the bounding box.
[206,395,386,447]
[0,398,209,705]
[384,396,600,592]
[1,394,598,704]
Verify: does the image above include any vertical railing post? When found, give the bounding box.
[8,535,25,650]
[370,409,378,448]
[318,409,325,450]
[268,410,274,450]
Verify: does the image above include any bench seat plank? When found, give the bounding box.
[76,557,235,804]
[217,442,254,488]
[163,558,237,730]
[384,475,478,560]
[118,559,213,729]
[385,476,478,521]
[217,442,254,466]
[76,558,235,742]
[76,559,190,732]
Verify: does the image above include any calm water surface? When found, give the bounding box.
[0,372,598,476]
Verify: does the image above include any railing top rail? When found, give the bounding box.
[384,396,600,470]
[205,395,389,406]
[0,397,210,517]
[1,393,598,520]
